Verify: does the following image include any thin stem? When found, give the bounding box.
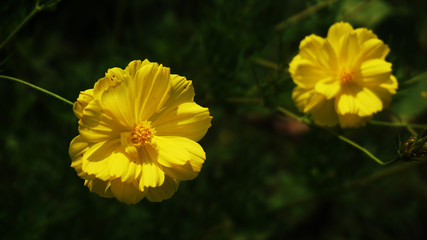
[275,0,341,31]
[276,105,391,165]
[0,75,73,106]
[326,129,394,165]
[401,71,427,87]
[0,2,42,50]
[276,106,308,123]
[251,57,279,71]
[370,120,427,130]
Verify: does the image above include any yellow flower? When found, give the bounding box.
[69,59,212,204]
[289,22,398,127]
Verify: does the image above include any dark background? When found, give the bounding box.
[1,0,427,239]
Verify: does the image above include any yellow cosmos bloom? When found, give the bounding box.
[69,59,212,204]
[289,22,398,127]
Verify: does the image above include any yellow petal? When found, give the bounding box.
[73,89,94,119]
[335,86,359,115]
[289,55,302,76]
[317,40,339,72]
[81,139,121,181]
[122,161,142,183]
[100,83,136,127]
[338,32,359,67]
[145,176,179,202]
[355,28,390,59]
[131,62,172,121]
[79,100,126,142]
[151,102,212,141]
[153,136,205,180]
[354,28,377,43]
[310,99,338,127]
[110,179,146,205]
[338,114,371,128]
[69,136,90,178]
[290,58,331,88]
[327,22,354,53]
[357,38,390,62]
[314,77,341,99]
[93,67,128,99]
[379,75,398,94]
[85,179,114,198]
[299,34,324,62]
[69,136,89,163]
[160,74,195,109]
[367,75,398,108]
[123,59,151,78]
[138,148,165,189]
[292,87,325,113]
[292,86,312,112]
[359,59,392,83]
[336,85,383,116]
[107,147,133,180]
[296,34,338,73]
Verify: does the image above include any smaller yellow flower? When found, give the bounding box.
[289,22,398,128]
[69,59,212,204]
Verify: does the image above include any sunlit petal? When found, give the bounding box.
[151,102,212,141]
[110,179,146,205]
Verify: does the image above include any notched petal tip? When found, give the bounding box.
[93,67,128,99]
[298,34,324,62]
[111,179,146,205]
[85,179,114,198]
[73,89,94,119]
[145,176,179,202]
[327,22,354,39]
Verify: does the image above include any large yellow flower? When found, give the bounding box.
[69,59,212,204]
[289,22,398,127]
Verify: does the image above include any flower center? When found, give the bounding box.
[339,68,354,85]
[130,121,155,148]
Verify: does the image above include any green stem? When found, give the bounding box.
[251,57,279,71]
[370,120,427,130]
[326,129,394,165]
[0,2,42,50]
[276,106,308,123]
[0,75,73,106]
[275,0,341,31]
[401,71,427,87]
[276,105,391,165]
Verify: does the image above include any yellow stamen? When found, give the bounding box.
[130,121,155,148]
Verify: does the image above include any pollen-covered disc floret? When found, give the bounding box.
[338,68,354,85]
[69,59,212,204]
[289,22,398,128]
[130,121,155,147]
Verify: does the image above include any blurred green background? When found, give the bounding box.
[1,0,427,239]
